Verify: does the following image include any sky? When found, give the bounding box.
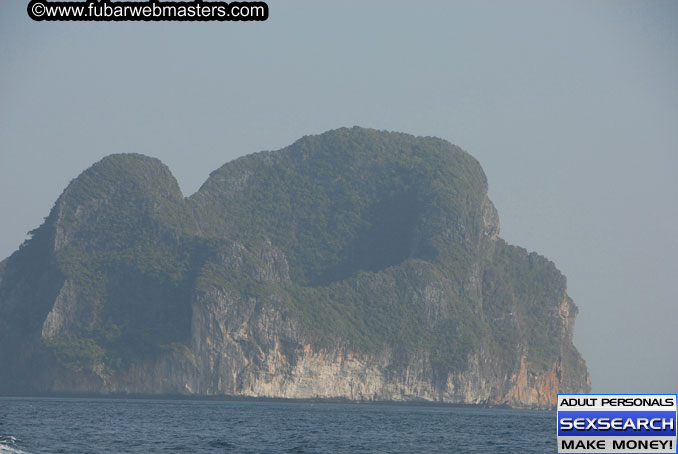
[1,1,676,393]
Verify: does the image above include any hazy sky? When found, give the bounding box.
[1,1,676,393]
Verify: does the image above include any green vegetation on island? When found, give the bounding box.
[1,127,571,381]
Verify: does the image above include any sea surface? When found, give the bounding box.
[0,397,556,453]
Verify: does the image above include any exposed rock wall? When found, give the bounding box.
[38,272,589,409]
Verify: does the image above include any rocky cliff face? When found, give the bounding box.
[0,127,590,408]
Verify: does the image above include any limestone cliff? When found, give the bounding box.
[0,127,590,408]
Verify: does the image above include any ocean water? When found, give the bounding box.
[0,397,556,453]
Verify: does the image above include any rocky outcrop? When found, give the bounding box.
[0,127,590,408]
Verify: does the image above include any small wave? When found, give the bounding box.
[0,435,31,454]
[0,448,30,454]
[207,439,237,449]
